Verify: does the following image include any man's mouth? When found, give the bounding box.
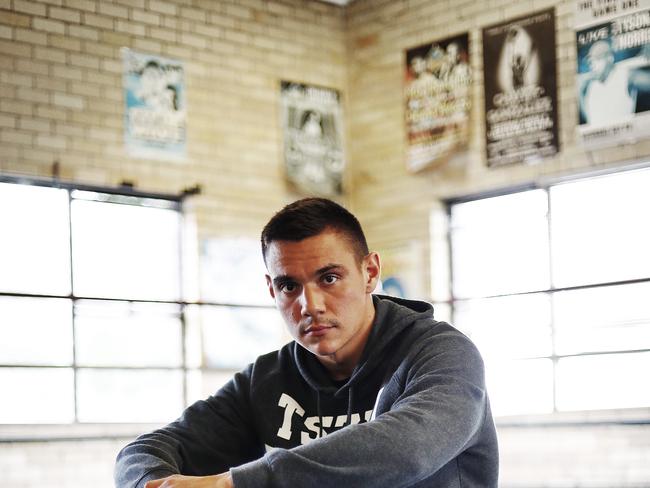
[303,322,336,336]
[304,326,332,337]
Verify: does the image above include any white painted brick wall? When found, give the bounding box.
[1,0,649,487]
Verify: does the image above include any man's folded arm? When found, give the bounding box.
[114,368,263,488]
[231,334,492,488]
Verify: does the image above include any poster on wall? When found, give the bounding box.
[576,0,650,148]
[122,48,186,161]
[404,33,472,173]
[482,8,559,167]
[280,81,345,196]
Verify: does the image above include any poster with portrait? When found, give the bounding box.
[280,81,345,196]
[122,49,186,161]
[576,0,650,148]
[404,33,472,173]
[482,9,559,167]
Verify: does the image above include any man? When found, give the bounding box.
[578,40,650,125]
[115,198,499,488]
[579,40,636,126]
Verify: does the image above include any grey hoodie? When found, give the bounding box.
[115,295,498,487]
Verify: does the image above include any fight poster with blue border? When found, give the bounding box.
[122,48,186,161]
[576,0,650,148]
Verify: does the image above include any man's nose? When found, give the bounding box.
[299,284,325,317]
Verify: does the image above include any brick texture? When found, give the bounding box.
[0,1,649,487]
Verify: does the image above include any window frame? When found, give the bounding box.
[0,175,276,432]
[442,162,650,425]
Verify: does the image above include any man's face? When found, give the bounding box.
[588,43,614,79]
[447,43,459,63]
[411,57,426,76]
[265,229,380,367]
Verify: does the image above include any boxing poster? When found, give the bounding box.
[404,33,472,172]
[280,81,345,196]
[576,0,650,148]
[122,49,186,161]
[482,9,559,167]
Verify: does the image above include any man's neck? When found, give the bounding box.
[319,300,376,381]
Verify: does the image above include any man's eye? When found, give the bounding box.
[280,282,297,293]
[322,274,339,285]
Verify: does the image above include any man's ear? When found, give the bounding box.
[265,274,276,299]
[363,252,381,293]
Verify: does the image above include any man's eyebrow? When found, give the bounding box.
[315,263,345,275]
[271,264,345,286]
[272,275,293,286]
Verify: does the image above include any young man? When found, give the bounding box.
[115,198,499,488]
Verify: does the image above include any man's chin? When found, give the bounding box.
[307,342,338,358]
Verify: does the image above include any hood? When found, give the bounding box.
[294,294,434,396]
[292,294,434,434]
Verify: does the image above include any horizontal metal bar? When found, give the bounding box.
[443,160,650,205]
[449,276,650,303]
[496,418,650,428]
[0,434,139,444]
[521,348,650,361]
[0,291,274,309]
[0,173,184,202]
[0,365,242,371]
[4,349,648,371]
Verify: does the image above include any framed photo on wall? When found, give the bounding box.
[482,8,559,167]
[279,81,345,196]
[122,49,186,162]
[575,0,650,148]
[404,33,472,172]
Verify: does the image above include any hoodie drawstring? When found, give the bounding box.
[316,390,323,439]
[346,387,354,427]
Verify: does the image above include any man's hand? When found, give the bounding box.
[144,473,233,488]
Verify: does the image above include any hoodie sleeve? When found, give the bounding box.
[114,367,264,488]
[230,330,492,488]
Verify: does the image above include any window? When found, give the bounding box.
[443,166,650,417]
[0,179,286,425]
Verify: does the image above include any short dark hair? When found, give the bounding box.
[261,198,369,264]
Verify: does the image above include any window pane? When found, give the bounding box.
[485,358,554,416]
[432,302,451,324]
[550,167,650,287]
[0,297,73,365]
[554,282,650,355]
[71,199,181,300]
[450,190,550,298]
[556,353,650,411]
[194,306,287,369]
[454,294,552,359]
[75,300,182,367]
[77,369,183,422]
[186,369,235,404]
[0,368,74,423]
[0,183,71,295]
[200,238,272,306]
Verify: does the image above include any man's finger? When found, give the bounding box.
[144,478,166,488]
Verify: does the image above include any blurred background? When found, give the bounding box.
[1,0,649,487]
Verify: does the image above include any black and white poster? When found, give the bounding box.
[482,9,559,167]
[404,33,472,172]
[576,0,650,148]
[122,49,186,161]
[280,82,345,196]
